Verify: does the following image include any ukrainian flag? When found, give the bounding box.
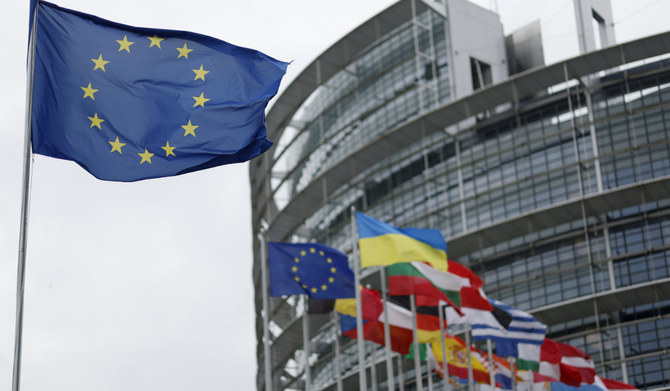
[356,212,447,271]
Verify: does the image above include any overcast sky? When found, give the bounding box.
[1,1,669,390]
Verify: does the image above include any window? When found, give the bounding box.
[470,57,492,90]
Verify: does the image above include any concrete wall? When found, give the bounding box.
[573,0,616,53]
[445,0,507,99]
[505,20,545,75]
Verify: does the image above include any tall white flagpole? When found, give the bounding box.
[398,354,406,391]
[333,311,344,391]
[13,5,38,391]
[410,295,424,391]
[302,298,311,390]
[379,267,396,391]
[427,353,434,391]
[350,207,367,390]
[258,229,273,391]
[487,339,495,388]
[509,357,517,391]
[438,303,449,391]
[464,325,474,391]
[369,343,378,391]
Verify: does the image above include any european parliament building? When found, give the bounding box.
[250,0,670,389]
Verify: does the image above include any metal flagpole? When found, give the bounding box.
[438,303,449,391]
[398,354,406,391]
[379,267,396,391]
[13,6,38,391]
[427,354,434,391]
[464,324,474,391]
[509,357,517,391]
[487,339,495,388]
[258,228,273,391]
[333,312,344,391]
[369,343,378,391]
[302,298,311,390]
[350,207,367,390]
[410,295,424,391]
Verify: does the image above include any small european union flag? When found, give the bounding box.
[31,2,288,181]
[268,242,355,299]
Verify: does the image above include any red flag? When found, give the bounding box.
[447,259,483,289]
[539,338,596,386]
[341,318,414,355]
[600,377,639,391]
[460,286,493,311]
[334,286,384,320]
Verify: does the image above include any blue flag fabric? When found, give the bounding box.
[550,383,603,391]
[268,242,355,299]
[29,0,37,39]
[339,313,366,333]
[31,2,288,181]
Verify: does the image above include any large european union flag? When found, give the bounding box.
[268,242,355,299]
[31,2,288,181]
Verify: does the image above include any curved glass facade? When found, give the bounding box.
[250,1,670,390]
[271,9,449,212]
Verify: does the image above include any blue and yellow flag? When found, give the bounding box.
[268,242,355,299]
[31,2,288,182]
[356,212,447,271]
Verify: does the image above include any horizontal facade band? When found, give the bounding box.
[263,31,670,242]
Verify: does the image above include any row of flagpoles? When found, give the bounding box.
[258,208,637,391]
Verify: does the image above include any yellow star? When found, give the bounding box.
[192,64,209,81]
[138,148,154,164]
[88,113,105,129]
[294,276,300,282]
[108,137,125,154]
[161,141,176,157]
[310,248,316,253]
[330,267,336,273]
[177,43,193,59]
[321,285,327,291]
[192,92,210,108]
[116,35,134,52]
[311,287,317,293]
[81,83,98,100]
[91,54,109,71]
[182,120,199,137]
[300,250,306,256]
[147,35,164,48]
[328,277,334,283]
[291,266,297,272]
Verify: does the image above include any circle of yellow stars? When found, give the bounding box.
[291,247,338,294]
[81,33,212,165]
